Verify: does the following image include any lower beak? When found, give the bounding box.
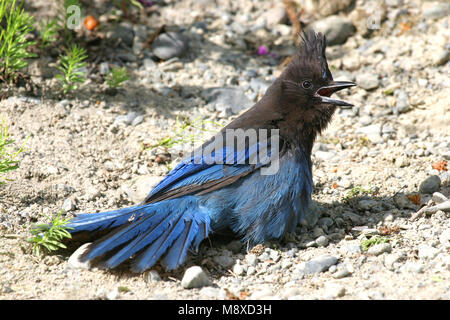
[315,81,356,108]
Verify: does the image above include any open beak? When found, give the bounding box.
[315,81,356,108]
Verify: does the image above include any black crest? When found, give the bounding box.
[283,30,333,83]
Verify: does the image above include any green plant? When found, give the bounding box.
[57,0,81,43]
[343,185,374,203]
[0,117,26,184]
[39,18,59,48]
[147,117,223,150]
[361,235,390,252]
[56,43,87,93]
[27,211,73,257]
[106,66,130,89]
[0,0,36,82]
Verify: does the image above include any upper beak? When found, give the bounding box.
[315,81,356,108]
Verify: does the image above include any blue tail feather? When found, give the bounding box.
[85,208,171,265]
[67,205,144,232]
[162,220,199,270]
[68,196,211,271]
[131,212,187,272]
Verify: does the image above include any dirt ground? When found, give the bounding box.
[0,0,449,300]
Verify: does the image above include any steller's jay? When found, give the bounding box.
[64,30,355,272]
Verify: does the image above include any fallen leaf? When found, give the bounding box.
[224,288,239,300]
[240,291,250,300]
[332,183,338,189]
[432,160,448,172]
[398,22,412,36]
[379,225,400,236]
[250,244,264,255]
[407,194,421,205]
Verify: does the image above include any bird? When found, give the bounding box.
[64,30,355,273]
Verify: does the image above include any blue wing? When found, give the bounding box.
[144,135,277,203]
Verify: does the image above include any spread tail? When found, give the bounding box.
[66,196,210,272]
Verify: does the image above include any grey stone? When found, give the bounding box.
[143,58,157,71]
[117,51,137,62]
[341,243,362,255]
[68,243,92,270]
[131,115,144,126]
[394,90,410,114]
[269,249,281,262]
[367,243,392,256]
[404,262,424,273]
[318,217,334,227]
[202,87,252,114]
[181,266,211,289]
[384,253,405,270]
[419,175,441,194]
[309,15,355,46]
[246,254,258,266]
[432,48,450,66]
[315,235,329,247]
[356,73,379,91]
[313,227,326,238]
[213,255,234,268]
[342,212,365,225]
[62,197,76,212]
[247,266,256,275]
[394,155,409,168]
[417,245,439,260]
[281,259,293,269]
[230,21,248,34]
[232,264,246,276]
[432,192,448,204]
[394,193,411,209]
[303,255,338,274]
[262,5,287,26]
[114,111,142,126]
[145,270,161,282]
[108,24,134,47]
[323,282,346,298]
[333,267,351,279]
[423,3,450,20]
[249,78,271,94]
[199,287,227,299]
[358,199,379,211]
[152,32,188,60]
[356,124,382,143]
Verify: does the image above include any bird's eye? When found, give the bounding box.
[302,80,312,90]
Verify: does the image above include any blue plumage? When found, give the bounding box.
[63,30,355,272]
[66,144,312,271]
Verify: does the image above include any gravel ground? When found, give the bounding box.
[0,0,449,300]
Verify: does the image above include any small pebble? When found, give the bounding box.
[145,270,161,282]
[367,243,392,256]
[302,255,338,274]
[67,243,92,270]
[419,175,441,194]
[315,235,329,247]
[181,266,211,289]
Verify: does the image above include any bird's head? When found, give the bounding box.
[279,30,355,110]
